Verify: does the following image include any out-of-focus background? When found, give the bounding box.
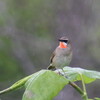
[0,0,100,100]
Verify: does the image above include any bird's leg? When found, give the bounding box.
[55,68,65,76]
[61,68,66,77]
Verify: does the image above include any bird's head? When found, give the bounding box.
[58,37,70,48]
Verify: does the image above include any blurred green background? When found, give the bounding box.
[0,0,100,100]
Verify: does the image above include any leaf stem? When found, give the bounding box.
[61,67,89,100]
[61,69,86,99]
[79,74,88,100]
[80,74,87,93]
[69,80,88,100]
[61,68,85,97]
[69,81,83,95]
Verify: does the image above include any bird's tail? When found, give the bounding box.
[47,64,56,70]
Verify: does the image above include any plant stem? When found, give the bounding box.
[69,80,88,100]
[61,68,88,100]
[80,74,88,100]
[61,69,87,100]
[69,81,83,95]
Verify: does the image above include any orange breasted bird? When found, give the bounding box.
[48,37,72,70]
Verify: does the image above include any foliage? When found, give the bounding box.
[1,67,100,100]
[63,67,100,83]
[23,70,68,100]
[0,0,100,100]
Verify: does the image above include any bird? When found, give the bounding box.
[48,36,72,70]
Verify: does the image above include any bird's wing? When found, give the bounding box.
[50,50,55,63]
[47,50,56,70]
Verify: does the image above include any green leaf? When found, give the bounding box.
[0,75,32,95]
[62,67,100,84]
[95,97,100,100]
[22,70,68,100]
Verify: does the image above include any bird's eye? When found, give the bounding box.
[59,39,68,43]
[63,40,68,43]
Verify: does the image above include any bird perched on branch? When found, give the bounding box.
[48,37,72,70]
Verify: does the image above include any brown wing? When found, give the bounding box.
[47,50,56,70]
[50,51,55,63]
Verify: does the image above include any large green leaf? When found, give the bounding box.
[95,97,100,100]
[22,70,68,100]
[62,67,100,84]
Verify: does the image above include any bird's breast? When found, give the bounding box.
[52,52,72,68]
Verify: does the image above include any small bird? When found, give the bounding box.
[48,37,72,70]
